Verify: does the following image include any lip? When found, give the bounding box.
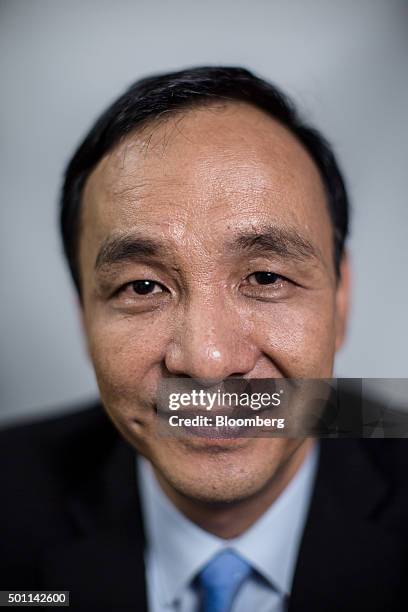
[156,405,278,441]
[179,421,252,439]
[130,410,261,452]
[177,431,253,451]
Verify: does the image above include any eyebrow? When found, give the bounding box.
[95,234,167,271]
[227,225,321,262]
[94,224,321,273]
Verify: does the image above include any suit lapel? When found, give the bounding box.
[289,439,405,611]
[40,411,148,610]
[39,407,406,611]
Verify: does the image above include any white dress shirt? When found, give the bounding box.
[138,444,318,612]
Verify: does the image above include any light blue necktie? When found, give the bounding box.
[198,549,252,612]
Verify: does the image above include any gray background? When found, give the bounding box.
[1,0,407,425]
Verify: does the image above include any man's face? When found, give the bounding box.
[79,103,349,503]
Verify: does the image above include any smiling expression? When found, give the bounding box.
[78,102,349,503]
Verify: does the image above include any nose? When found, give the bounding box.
[164,299,259,381]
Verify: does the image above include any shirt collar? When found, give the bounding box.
[231,443,318,594]
[138,443,318,607]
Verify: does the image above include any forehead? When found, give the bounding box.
[81,102,331,256]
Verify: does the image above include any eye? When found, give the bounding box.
[110,278,170,312]
[247,272,283,286]
[240,270,292,301]
[130,280,165,295]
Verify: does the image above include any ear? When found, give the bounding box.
[335,252,351,352]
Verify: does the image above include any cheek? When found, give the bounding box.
[85,311,170,404]
[251,295,337,376]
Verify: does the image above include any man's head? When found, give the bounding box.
[61,66,350,504]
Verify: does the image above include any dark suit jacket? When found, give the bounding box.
[1,402,408,611]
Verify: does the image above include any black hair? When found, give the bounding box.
[60,66,349,293]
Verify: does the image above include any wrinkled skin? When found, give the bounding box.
[78,102,349,534]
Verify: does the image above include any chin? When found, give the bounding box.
[152,437,292,505]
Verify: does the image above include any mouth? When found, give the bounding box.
[156,402,283,441]
[131,377,291,443]
[176,416,251,439]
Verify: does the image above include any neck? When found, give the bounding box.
[154,438,315,539]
